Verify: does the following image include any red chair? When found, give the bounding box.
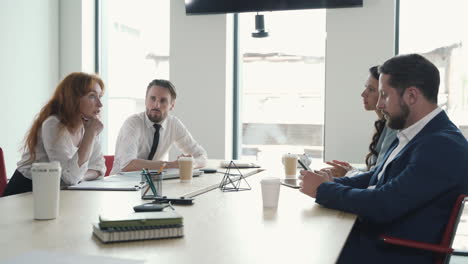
[380,194,468,264]
[0,147,7,196]
[104,155,114,176]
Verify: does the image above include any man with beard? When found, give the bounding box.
[299,54,468,263]
[110,79,207,174]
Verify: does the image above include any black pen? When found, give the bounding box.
[298,159,311,171]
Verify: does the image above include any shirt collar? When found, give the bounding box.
[143,112,168,130]
[396,107,443,143]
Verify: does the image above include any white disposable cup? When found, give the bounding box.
[31,161,61,220]
[282,154,298,178]
[260,177,281,208]
[178,157,194,183]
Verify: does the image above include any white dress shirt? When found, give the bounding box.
[375,107,443,182]
[17,115,106,185]
[111,112,208,174]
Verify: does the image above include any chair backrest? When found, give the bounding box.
[0,147,7,196]
[104,155,114,176]
[437,194,468,264]
[380,194,468,264]
[442,194,468,246]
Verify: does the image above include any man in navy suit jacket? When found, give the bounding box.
[299,54,468,263]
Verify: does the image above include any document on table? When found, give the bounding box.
[66,173,144,191]
[220,160,261,168]
[121,168,203,180]
[3,250,145,264]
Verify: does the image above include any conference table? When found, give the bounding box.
[0,160,357,264]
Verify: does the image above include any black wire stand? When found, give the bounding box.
[219,161,251,192]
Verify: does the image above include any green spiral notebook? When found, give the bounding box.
[98,211,183,229]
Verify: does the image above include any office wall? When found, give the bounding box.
[59,0,96,78]
[324,0,396,162]
[0,0,59,177]
[170,0,234,160]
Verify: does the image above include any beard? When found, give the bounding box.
[146,109,166,123]
[385,100,410,130]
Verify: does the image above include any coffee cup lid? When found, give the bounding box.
[260,177,280,185]
[32,161,61,169]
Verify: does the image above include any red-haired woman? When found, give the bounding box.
[3,72,106,196]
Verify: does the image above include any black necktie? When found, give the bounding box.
[147,124,161,160]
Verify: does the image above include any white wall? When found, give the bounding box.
[59,0,96,78]
[324,0,396,162]
[0,0,95,177]
[0,0,59,177]
[170,0,233,160]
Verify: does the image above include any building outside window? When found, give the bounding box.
[99,0,170,154]
[238,10,326,164]
[399,0,468,138]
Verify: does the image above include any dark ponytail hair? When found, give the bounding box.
[369,65,379,80]
[365,118,386,170]
[364,65,384,170]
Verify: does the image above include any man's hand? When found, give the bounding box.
[167,154,194,169]
[321,160,352,177]
[299,169,333,198]
[165,160,179,168]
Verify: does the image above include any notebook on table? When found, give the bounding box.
[98,211,183,229]
[92,223,183,243]
[93,210,184,243]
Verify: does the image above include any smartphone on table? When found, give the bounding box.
[280,159,310,189]
[280,178,301,189]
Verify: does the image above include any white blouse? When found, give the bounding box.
[17,115,106,185]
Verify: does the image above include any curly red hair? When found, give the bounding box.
[24,72,105,162]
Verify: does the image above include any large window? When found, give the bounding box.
[238,10,326,164]
[399,0,468,138]
[100,0,170,154]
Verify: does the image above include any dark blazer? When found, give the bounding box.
[316,111,468,264]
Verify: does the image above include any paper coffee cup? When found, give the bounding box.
[31,161,61,220]
[178,157,194,183]
[282,154,298,178]
[260,177,281,208]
